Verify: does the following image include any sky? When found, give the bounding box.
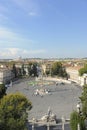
[0,0,87,59]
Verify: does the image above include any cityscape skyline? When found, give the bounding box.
[0,0,87,59]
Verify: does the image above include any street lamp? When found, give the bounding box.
[32,118,35,130]
[47,122,50,130]
[77,123,80,130]
[76,102,81,130]
[61,116,65,130]
[76,102,80,114]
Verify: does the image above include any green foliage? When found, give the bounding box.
[70,111,79,130]
[0,84,6,99]
[51,62,68,78]
[31,63,38,77]
[45,70,50,76]
[28,62,38,77]
[70,111,86,130]
[79,64,87,76]
[27,63,31,76]
[12,64,17,78]
[70,84,87,130]
[21,64,26,75]
[17,68,22,77]
[51,62,62,75]
[80,84,87,118]
[0,93,32,130]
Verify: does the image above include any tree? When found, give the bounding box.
[51,62,68,78]
[27,62,38,77]
[70,84,87,130]
[51,62,62,76]
[17,68,22,77]
[21,64,26,76]
[79,64,87,76]
[80,84,87,118]
[12,64,17,78]
[70,111,86,130]
[31,63,38,77]
[27,63,32,76]
[0,84,6,99]
[0,93,32,130]
[45,70,50,76]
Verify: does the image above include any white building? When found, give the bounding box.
[66,67,80,83]
[66,66,87,86]
[0,69,14,84]
[79,73,87,86]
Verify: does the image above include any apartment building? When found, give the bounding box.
[79,73,87,86]
[66,66,87,86]
[42,63,52,75]
[0,68,14,84]
[66,66,80,83]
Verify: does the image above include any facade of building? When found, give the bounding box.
[79,74,87,86]
[66,66,87,86]
[0,69,14,84]
[42,63,52,75]
[66,65,84,85]
[66,67,80,83]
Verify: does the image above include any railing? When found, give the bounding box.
[28,121,71,130]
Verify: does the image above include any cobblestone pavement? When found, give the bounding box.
[7,78,82,121]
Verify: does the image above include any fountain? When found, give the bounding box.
[40,107,56,122]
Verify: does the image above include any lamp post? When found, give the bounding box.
[61,116,65,130]
[77,123,80,130]
[76,102,81,130]
[47,107,51,130]
[76,102,80,114]
[32,118,35,130]
[32,124,34,130]
[47,122,50,130]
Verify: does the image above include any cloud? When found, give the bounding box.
[0,48,20,57]
[0,27,46,58]
[0,48,46,59]
[23,49,45,54]
[0,27,32,44]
